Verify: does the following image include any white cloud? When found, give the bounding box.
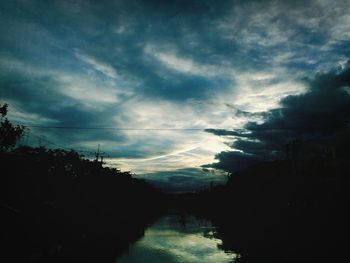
[75,50,118,79]
[216,0,350,74]
[106,133,230,174]
[144,45,219,77]
[99,65,310,174]
[58,74,120,106]
[0,53,308,176]
[0,54,125,108]
[4,99,59,125]
[101,97,234,173]
[232,71,306,112]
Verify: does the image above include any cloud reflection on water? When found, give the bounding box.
[116,212,239,263]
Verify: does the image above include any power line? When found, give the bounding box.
[18,124,213,131]
[21,123,334,132]
[21,130,98,156]
[21,124,322,133]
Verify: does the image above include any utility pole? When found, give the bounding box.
[24,129,29,146]
[38,136,42,147]
[95,144,105,164]
[95,144,100,162]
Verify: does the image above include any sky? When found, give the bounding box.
[1,0,350,191]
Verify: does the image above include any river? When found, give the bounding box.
[116,210,240,263]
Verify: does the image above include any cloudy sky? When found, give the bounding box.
[1,0,350,191]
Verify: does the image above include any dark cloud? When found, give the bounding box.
[203,151,260,172]
[1,0,349,104]
[1,0,348,102]
[204,129,243,137]
[0,69,128,153]
[258,65,350,134]
[207,62,350,172]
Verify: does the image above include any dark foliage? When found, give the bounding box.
[0,146,166,263]
[173,141,350,263]
[0,103,25,151]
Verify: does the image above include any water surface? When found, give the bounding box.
[116,211,239,263]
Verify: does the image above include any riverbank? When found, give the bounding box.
[2,146,349,262]
[172,158,350,262]
[1,147,166,263]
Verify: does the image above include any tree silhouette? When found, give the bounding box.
[0,103,25,151]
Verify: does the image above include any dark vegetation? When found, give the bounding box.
[0,105,166,263]
[0,103,25,151]
[174,138,350,262]
[1,102,349,263]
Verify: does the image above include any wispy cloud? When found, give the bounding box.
[75,50,118,79]
[144,45,218,77]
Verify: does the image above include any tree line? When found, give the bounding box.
[0,103,166,263]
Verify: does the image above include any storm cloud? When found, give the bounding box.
[207,62,350,172]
